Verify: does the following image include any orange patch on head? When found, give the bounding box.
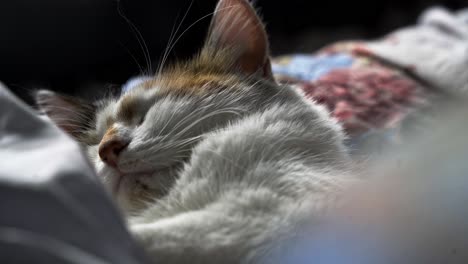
[140,47,244,95]
[101,126,118,143]
[153,67,242,96]
[163,73,229,93]
[117,95,138,122]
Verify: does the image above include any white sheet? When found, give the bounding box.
[0,83,149,264]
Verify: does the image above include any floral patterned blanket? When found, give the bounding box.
[272,6,468,151]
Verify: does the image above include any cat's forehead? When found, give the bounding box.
[123,74,237,96]
[96,73,226,119]
[154,72,241,96]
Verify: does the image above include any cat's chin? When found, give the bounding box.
[111,170,155,196]
[92,156,182,213]
[101,170,151,214]
[93,164,134,207]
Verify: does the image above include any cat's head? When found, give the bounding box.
[36,0,278,214]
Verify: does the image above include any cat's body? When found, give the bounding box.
[36,0,354,263]
[126,76,351,263]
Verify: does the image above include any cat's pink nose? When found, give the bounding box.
[98,139,128,168]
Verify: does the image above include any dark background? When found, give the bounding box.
[0,0,465,103]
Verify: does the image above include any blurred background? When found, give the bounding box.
[1,2,468,263]
[0,0,465,103]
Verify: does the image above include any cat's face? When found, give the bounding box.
[90,79,245,212]
[36,0,275,214]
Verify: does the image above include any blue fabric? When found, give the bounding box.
[272,53,354,81]
[346,127,401,154]
[121,76,152,94]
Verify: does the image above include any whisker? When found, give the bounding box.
[157,4,239,74]
[155,9,181,77]
[157,0,195,76]
[171,107,244,140]
[117,0,152,74]
[119,41,145,75]
[155,102,213,143]
[158,104,212,141]
[133,135,203,160]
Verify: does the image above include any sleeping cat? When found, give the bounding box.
[36,0,354,263]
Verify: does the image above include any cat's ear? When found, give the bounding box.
[204,0,274,80]
[35,90,96,139]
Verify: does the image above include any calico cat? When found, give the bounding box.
[36,0,354,263]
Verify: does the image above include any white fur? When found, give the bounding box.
[84,76,354,263]
[37,0,355,259]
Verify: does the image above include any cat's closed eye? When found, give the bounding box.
[138,115,145,126]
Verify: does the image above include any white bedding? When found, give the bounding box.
[0,83,150,264]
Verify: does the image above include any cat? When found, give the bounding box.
[36,0,354,263]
